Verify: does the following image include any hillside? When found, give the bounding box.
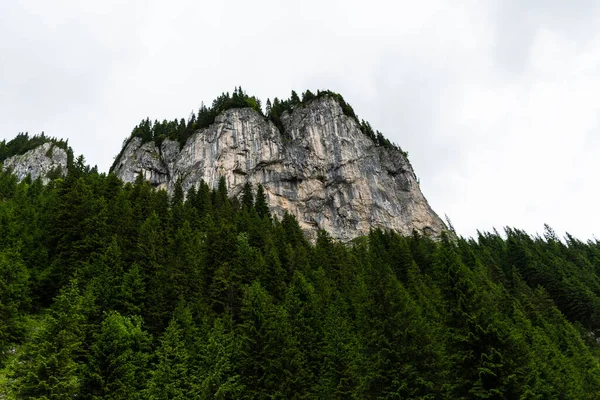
[111,88,445,241]
[0,159,599,398]
[1,89,600,398]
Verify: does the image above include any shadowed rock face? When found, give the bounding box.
[3,142,67,184]
[113,96,445,241]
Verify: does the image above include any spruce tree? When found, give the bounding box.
[86,311,151,399]
[0,247,29,364]
[10,281,91,399]
[146,317,191,399]
[254,184,270,221]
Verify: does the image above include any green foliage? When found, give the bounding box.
[111,87,406,173]
[9,280,92,399]
[145,307,196,399]
[0,248,29,365]
[86,311,151,399]
[1,159,600,398]
[0,132,69,163]
[254,184,270,221]
[195,317,244,398]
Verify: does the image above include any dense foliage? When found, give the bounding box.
[1,163,600,399]
[0,133,69,163]
[112,88,402,173]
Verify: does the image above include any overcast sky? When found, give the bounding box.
[2,0,599,240]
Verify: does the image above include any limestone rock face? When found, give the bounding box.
[113,96,445,241]
[3,142,67,184]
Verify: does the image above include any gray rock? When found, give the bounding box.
[3,142,67,184]
[113,96,445,241]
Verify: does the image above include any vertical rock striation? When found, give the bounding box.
[3,142,67,184]
[113,96,445,241]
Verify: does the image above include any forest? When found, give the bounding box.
[0,147,599,399]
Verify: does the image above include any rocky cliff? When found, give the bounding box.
[3,142,67,184]
[112,96,445,241]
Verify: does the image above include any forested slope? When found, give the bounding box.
[0,132,69,163]
[1,158,600,399]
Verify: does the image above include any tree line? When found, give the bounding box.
[111,88,404,173]
[0,132,70,163]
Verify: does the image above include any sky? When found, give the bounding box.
[1,0,600,240]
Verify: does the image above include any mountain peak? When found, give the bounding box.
[112,89,445,241]
[1,133,70,184]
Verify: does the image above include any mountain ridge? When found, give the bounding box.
[112,92,445,241]
[1,89,445,241]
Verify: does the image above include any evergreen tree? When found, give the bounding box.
[10,281,91,399]
[290,90,300,105]
[354,236,445,398]
[237,281,296,398]
[146,316,191,399]
[194,316,245,399]
[241,181,254,211]
[254,184,270,221]
[86,311,151,399]
[434,236,529,398]
[0,247,29,364]
[88,236,124,313]
[118,263,146,317]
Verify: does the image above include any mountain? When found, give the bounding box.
[2,91,600,399]
[111,92,445,241]
[0,133,69,184]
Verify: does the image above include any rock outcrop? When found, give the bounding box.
[112,96,445,241]
[3,142,67,184]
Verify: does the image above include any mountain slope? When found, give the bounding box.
[112,94,445,241]
[1,133,69,184]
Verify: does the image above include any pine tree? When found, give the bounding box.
[237,281,295,398]
[0,247,29,364]
[254,184,270,221]
[302,90,316,102]
[214,176,233,222]
[195,316,245,398]
[434,235,529,398]
[47,176,109,295]
[136,212,169,332]
[86,311,151,399]
[88,236,124,313]
[290,90,300,105]
[282,271,323,397]
[10,280,91,399]
[169,221,205,304]
[353,239,444,398]
[317,297,360,398]
[172,179,185,208]
[118,263,146,316]
[241,181,254,211]
[146,316,191,399]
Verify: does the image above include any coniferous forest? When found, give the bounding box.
[1,152,600,398]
